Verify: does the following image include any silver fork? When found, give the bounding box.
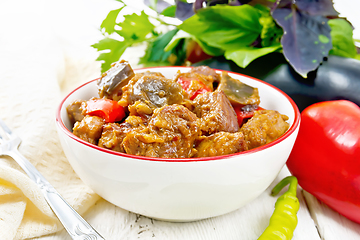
[0,118,105,240]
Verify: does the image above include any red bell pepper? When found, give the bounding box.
[233,104,262,126]
[177,76,212,100]
[287,100,360,224]
[186,40,213,64]
[85,98,125,123]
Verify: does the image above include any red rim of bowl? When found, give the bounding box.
[55,66,300,163]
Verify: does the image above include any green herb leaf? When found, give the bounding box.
[140,29,179,66]
[224,44,282,68]
[116,11,156,42]
[165,30,224,56]
[161,5,176,17]
[329,18,357,58]
[194,37,224,56]
[258,10,283,47]
[165,30,191,52]
[179,5,262,51]
[92,38,129,72]
[93,10,157,72]
[100,7,124,34]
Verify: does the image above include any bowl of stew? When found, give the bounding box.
[55,60,300,222]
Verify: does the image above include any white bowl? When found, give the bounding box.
[55,67,300,222]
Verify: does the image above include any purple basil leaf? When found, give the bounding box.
[175,0,195,21]
[276,0,292,8]
[273,7,332,77]
[295,0,339,16]
[194,0,207,12]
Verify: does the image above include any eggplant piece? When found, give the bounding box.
[193,53,360,112]
[217,71,260,106]
[97,60,135,99]
[119,74,185,116]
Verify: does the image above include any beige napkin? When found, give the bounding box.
[0,0,115,239]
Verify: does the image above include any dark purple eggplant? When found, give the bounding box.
[193,53,360,111]
[97,60,135,99]
[217,71,260,106]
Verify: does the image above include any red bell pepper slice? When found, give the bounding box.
[177,76,212,100]
[85,98,125,123]
[233,104,262,126]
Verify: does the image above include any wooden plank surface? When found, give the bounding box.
[304,191,360,240]
[37,167,360,240]
[37,167,322,240]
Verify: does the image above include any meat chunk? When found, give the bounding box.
[119,74,185,116]
[195,132,247,157]
[122,104,200,158]
[66,99,85,125]
[240,110,289,150]
[98,122,131,152]
[121,127,160,157]
[125,115,147,128]
[73,115,105,144]
[139,71,165,78]
[193,90,239,134]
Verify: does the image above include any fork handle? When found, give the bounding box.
[8,149,105,240]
